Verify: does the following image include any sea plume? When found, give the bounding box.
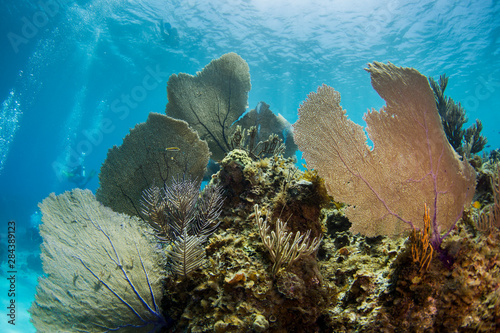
[141,177,224,277]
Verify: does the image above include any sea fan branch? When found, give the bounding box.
[82,212,165,324]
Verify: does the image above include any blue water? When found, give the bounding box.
[0,0,499,331]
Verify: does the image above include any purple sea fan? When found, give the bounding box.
[293,62,476,250]
[30,189,169,332]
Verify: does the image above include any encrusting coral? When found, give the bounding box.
[163,149,332,332]
[475,164,500,232]
[293,62,476,251]
[96,112,210,217]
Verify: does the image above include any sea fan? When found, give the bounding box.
[30,189,167,332]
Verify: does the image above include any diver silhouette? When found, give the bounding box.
[161,19,180,48]
[61,153,96,188]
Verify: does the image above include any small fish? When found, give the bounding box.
[164,147,180,152]
[472,201,481,209]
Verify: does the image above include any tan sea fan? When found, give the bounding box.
[293,62,475,248]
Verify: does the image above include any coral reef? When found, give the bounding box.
[162,150,333,332]
[160,149,500,332]
[96,112,210,217]
[30,54,500,333]
[33,151,500,332]
[293,62,476,250]
[474,164,500,232]
[371,218,500,332]
[319,212,500,332]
